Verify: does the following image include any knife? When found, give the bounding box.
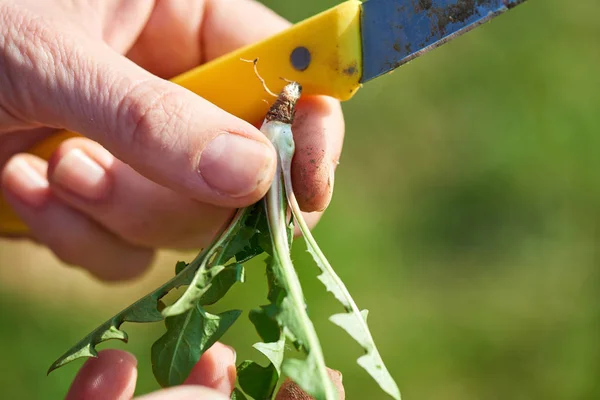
[0,0,527,235]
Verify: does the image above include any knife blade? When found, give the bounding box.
[361,0,526,81]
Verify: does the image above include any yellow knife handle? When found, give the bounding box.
[0,0,362,235]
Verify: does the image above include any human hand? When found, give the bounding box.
[0,0,344,280]
[65,343,345,400]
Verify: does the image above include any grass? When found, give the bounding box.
[1,0,599,398]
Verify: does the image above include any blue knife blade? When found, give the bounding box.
[360,0,527,82]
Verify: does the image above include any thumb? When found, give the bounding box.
[1,3,276,207]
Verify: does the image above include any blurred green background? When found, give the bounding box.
[1,0,599,399]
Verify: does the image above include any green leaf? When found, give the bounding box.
[308,245,400,399]
[48,207,253,375]
[237,326,285,399]
[238,265,286,399]
[152,307,241,387]
[197,263,245,306]
[231,388,249,400]
[163,206,266,318]
[249,307,281,344]
[47,256,203,374]
[175,261,188,275]
[151,263,245,387]
[284,175,401,400]
[161,265,225,317]
[238,360,279,400]
[253,340,285,375]
[221,204,269,263]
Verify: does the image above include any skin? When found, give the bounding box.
[0,0,344,281]
[66,344,345,400]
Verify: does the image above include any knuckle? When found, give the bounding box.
[115,80,189,154]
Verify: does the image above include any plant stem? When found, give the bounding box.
[263,118,337,400]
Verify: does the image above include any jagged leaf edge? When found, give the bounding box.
[296,216,401,400]
[280,147,401,400]
[49,204,259,375]
[47,259,200,374]
[151,263,246,387]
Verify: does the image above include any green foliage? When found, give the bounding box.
[47,206,265,378]
[237,258,285,399]
[47,256,201,374]
[151,264,245,387]
[152,307,241,387]
[232,388,250,400]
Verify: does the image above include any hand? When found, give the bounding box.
[0,0,344,280]
[65,343,345,400]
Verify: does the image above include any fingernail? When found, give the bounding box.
[52,149,109,201]
[67,350,137,400]
[198,134,274,198]
[3,158,49,208]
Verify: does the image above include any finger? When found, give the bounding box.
[1,154,154,280]
[275,368,345,400]
[66,349,137,400]
[293,210,324,238]
[135,386,229,400]
[127,0,206,79]
[1,3,276,208]
[16,0,154,55]
[127,0,288,78]
[200,0,289,61]
[46,138,233,249]
[291,96,345,212]
[97,1,155,54]
[0,127,54,167]
[183,342,237,395]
